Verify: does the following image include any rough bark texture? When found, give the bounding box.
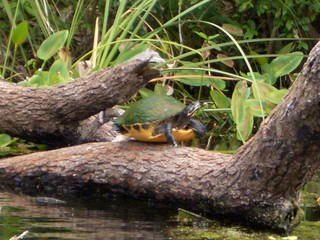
[0,43,319,233]
[0,55,160,146]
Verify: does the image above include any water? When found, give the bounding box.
[0,191,177,240]
[1,174,320,239]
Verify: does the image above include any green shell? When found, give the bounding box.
[115,95,186,126]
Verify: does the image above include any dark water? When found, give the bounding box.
[0,191,177,240]
[1,174,320,239]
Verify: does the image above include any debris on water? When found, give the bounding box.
[34,197,66,205]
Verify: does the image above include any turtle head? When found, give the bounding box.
[181,101,200,118]
[175,101,201,128]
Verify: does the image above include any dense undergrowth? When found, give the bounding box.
[0,0,319,153]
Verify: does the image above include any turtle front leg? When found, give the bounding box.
[164,122,178,147]
[188,119,206,137]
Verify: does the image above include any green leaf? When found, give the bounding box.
[261,64,277,85]
[208,34,220,40]
[244,71,268,82]
[265,101,277,115]
[0,133,13,147]
[48,59,69,85]
[12,21,28,45]
[236,106,253,142]
[193,31,208,40]
[266,89,289,104]
[139,88,157,98]
[231,81,255,142]
[18,70,49,87]
[177,77,225,89]
[154,84,169,96]
[252,80,277,101]
[269,52,304,78]
[37,30,69,60]
[210,90,230,108]
[279,42,294,54]
[245,99,267,117]
[231,81,250,124]
[250,50,268,66]
[175,70,226,89]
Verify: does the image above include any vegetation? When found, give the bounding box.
[0,0,318,153]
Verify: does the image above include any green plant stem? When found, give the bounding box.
[67,0,85,48]
[9,44,18,82]
[101,0,110,39]
[1,0,20,77]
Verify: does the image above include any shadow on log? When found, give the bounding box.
[0,44,319,233]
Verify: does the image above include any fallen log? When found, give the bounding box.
[0,42,319,233]
[0,51,161,146]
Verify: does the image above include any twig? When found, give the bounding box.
[9,231,29,240]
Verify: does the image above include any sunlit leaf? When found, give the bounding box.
[208,34,220,40]
[0,133,13,147]
[177,77,225,89]
[154,84,169,96]
[231,81,250,124]
[265,101,277,115]
[266,89,289,104]
[279,42,294,54]
[252,81,277,101]
[193,31,208,39]
[48,59,69,85]
[231,81,253,143]
[18,70,49,87]
[245,99,267,117]
[12,21,28,45]
[269,52,304,78]
[37,30,69,60]
[261,64,277,85]
[244,71,267,82]
[139,88,157,98]
[210,90,230,108]
[236,106,253,142]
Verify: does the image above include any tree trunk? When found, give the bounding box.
[0,43,319,233]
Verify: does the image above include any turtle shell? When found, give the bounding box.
[115,95,186,126]
[114,95,199,143]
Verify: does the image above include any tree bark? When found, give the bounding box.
[0,53,160,146]
[0,43,319,233]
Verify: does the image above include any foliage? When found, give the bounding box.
[0,133,47,157]
[0,0,317,150]
[235,0,319,36]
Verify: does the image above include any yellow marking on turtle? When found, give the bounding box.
[122,123,196,143]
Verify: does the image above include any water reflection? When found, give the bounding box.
[1,173,320,240]
[0,191,177,239]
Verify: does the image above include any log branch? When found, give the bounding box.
[0,43,319,233]
[0,52,161,146]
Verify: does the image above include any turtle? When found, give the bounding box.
[114,95,206,146]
